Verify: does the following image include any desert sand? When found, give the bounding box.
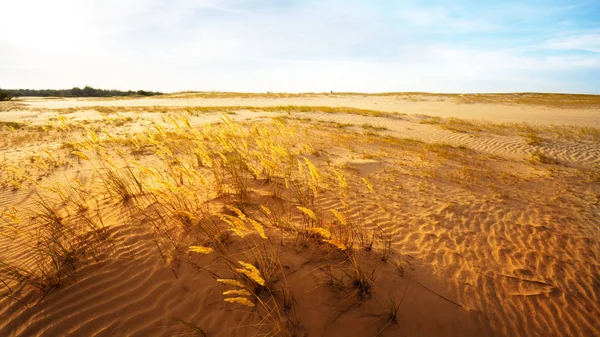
[0,93,599,336]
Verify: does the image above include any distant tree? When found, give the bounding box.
[137,90,153,96]
[0,88,12,101]
[71,87,83,97]
[82,86,95,97]
[3,86,162,98]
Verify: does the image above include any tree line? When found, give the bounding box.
[0,86,163,100]
[0,89,11,101]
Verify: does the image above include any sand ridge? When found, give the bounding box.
[11,93,600,126]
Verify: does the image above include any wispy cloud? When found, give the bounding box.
[0,0,598,93]
[395,6,498,32]
[545,34,600,53]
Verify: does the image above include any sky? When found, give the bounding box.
[0,0,599,93]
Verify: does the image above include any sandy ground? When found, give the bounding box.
[0,94,599,337]
[11,93,600,126]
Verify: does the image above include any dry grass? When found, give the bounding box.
[334,92,600,108]
[531,151,558,165]
[161,91,324,99]
[44,104,399,118]
[453,92,600,108]
[0,102,27,112]
[419,115,600,143]
[159,91,600,108]
[0,114,401,335]
[1,184,112,295]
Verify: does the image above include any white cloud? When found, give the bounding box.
[545,34,600,53]
[396,6,498,31]
[397,7,447,26]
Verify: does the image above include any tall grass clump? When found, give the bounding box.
[2,112,401,335]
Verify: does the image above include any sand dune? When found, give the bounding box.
[0,94,599,336]
[12,93,600,126]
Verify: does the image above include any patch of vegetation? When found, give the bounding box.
[0,121,25,130]
[1,116,399,336]
[418,116,443,125]
[258,105,395,117]
[6,86,163,98]
[531,151,558,164]
[418,115,600,143]
[0,88,13,101]
[454,93,600,108]
[163,91,322,99]
[164,92,600,108]
[361,123,388,131]
[49,104,399,118]
[522,132,543,145]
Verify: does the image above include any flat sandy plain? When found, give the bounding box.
[0,92,599,336]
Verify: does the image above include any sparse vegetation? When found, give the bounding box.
[531,151,557,164]
[161,91,600,109]
[419,115,600,143]
[44,104,399,118]
[0,114,402,335]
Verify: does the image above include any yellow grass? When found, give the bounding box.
[189,246,214,254]
[224,297,255,307]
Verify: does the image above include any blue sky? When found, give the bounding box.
[1,0,599,93]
